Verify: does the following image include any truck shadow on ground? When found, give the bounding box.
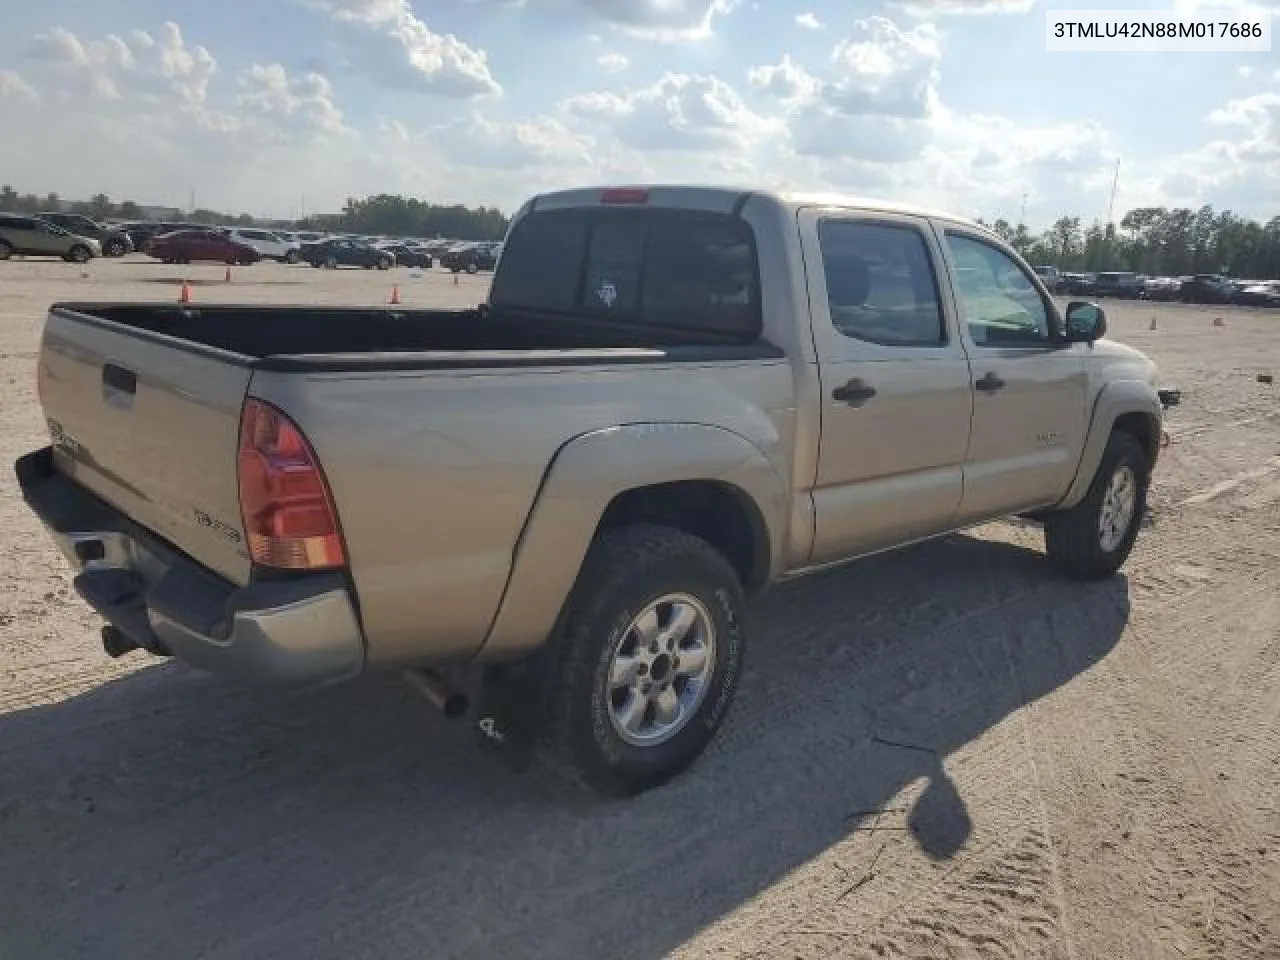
[0,529,1129,960]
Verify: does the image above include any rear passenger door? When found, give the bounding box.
[936,227,1089,521]
[799,209,974,565]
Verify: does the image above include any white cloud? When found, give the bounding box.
[491,0,739,40]
[825,17,941,119]
[747,56,821,103]
[597,52,629,73]
[307,0,500,97]
[562,72,776,151]
[1238,65,1255,78]
[28,22,216,105]
[795,12,822,29]
[0,70,36,100]
[897,0,1034,14]
[237,64,348,136]
[430,112,595,170]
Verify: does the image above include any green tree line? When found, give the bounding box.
[981,205,1280,280]
[1,186,510,241]
[299,194,510,241]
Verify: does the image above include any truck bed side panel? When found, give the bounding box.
[249,357,796,667]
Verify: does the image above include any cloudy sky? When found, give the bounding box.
[0,0,1276,227]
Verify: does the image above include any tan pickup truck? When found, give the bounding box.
[17,185,1169,796]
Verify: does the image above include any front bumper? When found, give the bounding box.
[15,447,365,688]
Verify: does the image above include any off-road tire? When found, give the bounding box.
[1044,431,1149,581]
[539,524,746,797]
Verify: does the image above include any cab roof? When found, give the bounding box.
[527,184,989,233]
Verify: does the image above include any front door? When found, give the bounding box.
[800,208,974,566]
[935,226,1090,522]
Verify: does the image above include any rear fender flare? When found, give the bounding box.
[478,423,787,661]
[1058,380,1162,510]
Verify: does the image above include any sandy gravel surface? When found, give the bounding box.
[0,256,1277,960]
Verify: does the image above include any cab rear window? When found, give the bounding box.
[490,207,761,340]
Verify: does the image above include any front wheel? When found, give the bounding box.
[0,239,12,260]
[1044,431,1149,580]
[466,262,479,275]
[67,244,91,263]
[285,249,300,265]
[104,239,126,257]
[538,524,746,797]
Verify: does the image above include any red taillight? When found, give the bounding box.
[600,187,649,205]
[237,398,346,571]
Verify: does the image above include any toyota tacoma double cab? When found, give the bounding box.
[17,185,1167,796]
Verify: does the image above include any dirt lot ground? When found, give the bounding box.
[0,256,1277,960]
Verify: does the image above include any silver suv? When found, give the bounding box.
[0,214,102,262]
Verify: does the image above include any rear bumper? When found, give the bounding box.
[15,447,365,688]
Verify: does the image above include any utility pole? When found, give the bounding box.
[1106,158,1120,226]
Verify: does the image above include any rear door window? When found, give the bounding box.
[490,207,760,339]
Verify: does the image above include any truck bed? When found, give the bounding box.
[58,303,770,372]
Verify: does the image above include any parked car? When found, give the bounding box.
[1032,265,1061,292]
[37,212,133,257]
[145,229,261,265]
[221,228,301,264]
[1061,273,1097,296]
[1093,272,1145,299]
[0,213,101,262]
[439,241,500,273]
[379,242,433,268]
[1232,280,1280,308]
[1179,274,1234,304]
[16,184,1170,797]
[1143,276,1183,302]
[299,237,394,270]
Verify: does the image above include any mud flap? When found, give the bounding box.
[468,646,558,770]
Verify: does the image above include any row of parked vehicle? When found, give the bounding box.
[128,222,502,274]
[1033,266,1280,307]
[0,211,505,274]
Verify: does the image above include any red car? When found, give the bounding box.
[145,230,261,265]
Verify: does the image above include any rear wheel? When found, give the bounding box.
[538,524,746,797]
[1044,431,1149,580]
[466,262,479,275]
[104,238,126,257]
[285,249,300,264]
[377,257,392,270]
[324,255,338,270]
[0,239,15,260]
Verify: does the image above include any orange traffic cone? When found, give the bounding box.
[225,266,232,283]
[179,280,192,304]
[388,285,401,305]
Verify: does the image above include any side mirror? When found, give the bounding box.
[1063,300,1106,342]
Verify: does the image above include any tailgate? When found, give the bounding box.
[38,308,254,586]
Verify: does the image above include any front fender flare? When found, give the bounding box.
[477,423,787,661]
[1058,380,1162,510]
